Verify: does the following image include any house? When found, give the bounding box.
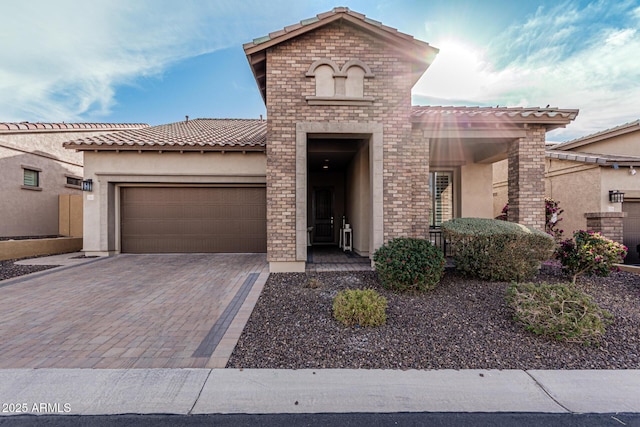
[0,122,147,239]
[64,7,578,272]
[494,119,640,263]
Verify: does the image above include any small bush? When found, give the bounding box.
[305,277,323,289]
[556,230,628,285]
[442,218,555,282]
[506,282,612,345]
[373,237,445,292]
[332,289,387,327]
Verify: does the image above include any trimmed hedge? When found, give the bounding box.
[373,237,445,292]
[442,218,555,281]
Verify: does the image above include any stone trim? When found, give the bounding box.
[305,97,375,106]
[269,261,306,272]
[295,122,384,263]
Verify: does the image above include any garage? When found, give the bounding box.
[120,186,266,253]
[623,201,640,265]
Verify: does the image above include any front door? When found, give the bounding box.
[313,187,334,243]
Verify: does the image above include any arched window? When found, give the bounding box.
[345,66,365,98]
[314,64,335,97]
[305,59,374,105]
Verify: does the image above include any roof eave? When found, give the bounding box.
[411,109,579,131]
[64,145,266,152]
[553,119,640,151]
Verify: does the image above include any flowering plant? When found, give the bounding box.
[555,230,627,285]
[545,197,564,240]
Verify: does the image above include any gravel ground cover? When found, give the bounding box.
[228,264,640,369]
[0,259,59,281]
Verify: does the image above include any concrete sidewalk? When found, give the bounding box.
[0,369,638,415]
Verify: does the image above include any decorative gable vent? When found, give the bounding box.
[305,59,375,105]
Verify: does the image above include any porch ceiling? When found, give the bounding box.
[307,138,362,172]
[430,138,512,166]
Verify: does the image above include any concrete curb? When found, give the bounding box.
[0,369,638,416]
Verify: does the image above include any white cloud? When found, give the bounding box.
[414,1,640,140]
[0,0,295,122]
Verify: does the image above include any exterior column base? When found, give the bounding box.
[269,261,306,273]
[84,250,116,257]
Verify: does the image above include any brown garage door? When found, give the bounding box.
[623,201,640,264]
[121,187,266,253]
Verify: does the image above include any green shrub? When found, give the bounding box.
[442,218,554,282]
[556,230,628,285]
[332,289,387,327]
[506,282,612,345]
[372,237,445,292]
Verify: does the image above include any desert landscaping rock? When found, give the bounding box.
[0,259,59,281]
[228,265,640,369]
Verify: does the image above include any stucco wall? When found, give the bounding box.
[0,237,82,261]
[0,145,82,237]
[545,159,601,235]
[492,160,508,217]
[82,151,266,254]
[460,161,494,218]
[346,143,371,255]
[568,130,640,157]
[0,129,130,237]
[601,166,640,207]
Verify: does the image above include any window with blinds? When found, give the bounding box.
[23,168,40,188]
[429,171,453,227]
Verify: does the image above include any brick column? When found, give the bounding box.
[507,126,545,230]
[584,212,626,243]
[410,128,430,238]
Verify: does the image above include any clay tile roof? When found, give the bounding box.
[411,106,579,131]
[63,118,267,151]
[0,122,148,133]
[244,7,438,103]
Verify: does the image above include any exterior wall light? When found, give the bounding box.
[630,166,637,176]
[609,190,624,203]
[82,179,93,192]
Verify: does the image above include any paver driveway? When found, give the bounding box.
[0,254,267,369]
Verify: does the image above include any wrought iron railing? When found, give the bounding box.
[429,227,451,257]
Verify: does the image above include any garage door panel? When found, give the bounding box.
[623,202,640,264]
[121,187,266,253]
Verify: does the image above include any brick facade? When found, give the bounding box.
[265,22,421,262]
[507,126,546,230]
[585,212,626,243]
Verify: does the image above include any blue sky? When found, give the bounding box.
[2,0,639,141]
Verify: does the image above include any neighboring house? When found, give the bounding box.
[0,122,148,238]
[64,7,578,272]
[493,120,640,263]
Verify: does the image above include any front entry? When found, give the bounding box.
[313,187,334,243]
